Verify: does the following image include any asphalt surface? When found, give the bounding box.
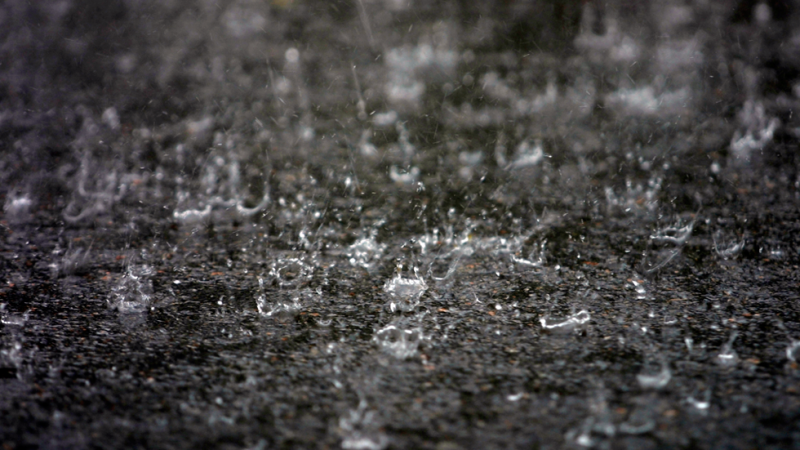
[2,1,800,449]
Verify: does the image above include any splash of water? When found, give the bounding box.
[3,191,34,225]
[506,138,545,170]
[729,100,780,165]
[637,363,671,390]
[255,276,312,318]
[715,331,739,366]
[109,265,154,313]
[383,268,427,313]
[373,322,425,359]
[651,220,694,245]
[339,400,388,450]
[540,310,591,335]
[510,239,547,270]
[347,235,386,271]
[173,153,270,222]
[604,177,662,215]
[389,166,420,185]
[63,156,127,224]
[713,230,745,260]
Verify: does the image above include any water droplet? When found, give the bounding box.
[507,392,524,402]
[786,340,800,362]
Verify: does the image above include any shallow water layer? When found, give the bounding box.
[2,0,800,449]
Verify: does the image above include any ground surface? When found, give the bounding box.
[2,0,800,449]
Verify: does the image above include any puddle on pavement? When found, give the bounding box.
[2,0,799,448]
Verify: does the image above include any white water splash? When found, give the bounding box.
[383,269,427,313]
[540,310,591,335]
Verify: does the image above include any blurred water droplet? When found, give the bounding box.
[358,130,378,158]
[786,340,800,362]
[715,331,739,366]
[629,279,647,300]
[507,139,544,170]
[686,390,711,415]
[507,392,524,402]
[372,110,397,127]
[0,340,23,379]
[618,407,655,435]
[637,364,671,390]
[565,419,595,448]
[389,166,420,185]
[3,191,34,224]
[0,310,28,327]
